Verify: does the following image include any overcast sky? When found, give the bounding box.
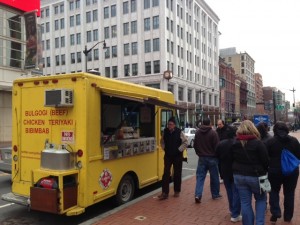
[205,0,300,105]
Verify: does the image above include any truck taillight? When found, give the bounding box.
[13,145,18,152]
[77,149,83,157]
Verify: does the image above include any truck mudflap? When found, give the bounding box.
[1,192,29,206]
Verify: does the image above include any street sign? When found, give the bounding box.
[276,105,285,110]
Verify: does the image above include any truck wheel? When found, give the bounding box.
[115,174,135,205]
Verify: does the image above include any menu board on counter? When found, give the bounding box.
[103,137,156,160]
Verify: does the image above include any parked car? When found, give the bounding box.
[0,147,12,173]
[184,128,196,147]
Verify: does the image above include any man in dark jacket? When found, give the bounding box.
[158,117,188,200]
[193,118,220,203]
[266,121,300,223]
[216,119,230,141]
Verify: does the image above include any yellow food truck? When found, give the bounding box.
[2,73,181,216]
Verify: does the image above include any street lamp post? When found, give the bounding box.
[83,40,106,72]
[199,87,214,123]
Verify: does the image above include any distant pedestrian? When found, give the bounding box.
[216,126,242,223]
[265,121,300,223]
[193,118,221,203]
[231,120,269,225]
[158,117,188,200]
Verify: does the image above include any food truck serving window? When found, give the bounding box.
[101,94,156,160]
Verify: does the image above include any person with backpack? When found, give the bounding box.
[265,121,300,223]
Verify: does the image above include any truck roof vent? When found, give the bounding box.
[45,89,74,107]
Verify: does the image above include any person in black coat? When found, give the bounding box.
[265,121,300,223]
[216,126,241,222]
[216,119,230,141]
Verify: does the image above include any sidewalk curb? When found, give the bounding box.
[79,175,194,225]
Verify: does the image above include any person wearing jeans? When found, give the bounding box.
[231,120,269,225]
[193,118,220,203]
[216,126,241,222]
[265,121,300,223]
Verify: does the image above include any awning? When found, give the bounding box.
[99,87,186,111]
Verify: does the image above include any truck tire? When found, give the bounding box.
[115,174,135,205]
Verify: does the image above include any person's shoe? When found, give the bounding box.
[174,192,180,197]
[195,196,201,203]
[213,194,222,200]
[158,193,168,200]
[230,215,242,223]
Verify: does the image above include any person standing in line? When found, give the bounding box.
[216,126,242,223]
[193,118,221,203]
[216,119,230,141]
[265,121,300,223]
[158,117,188,200]
[231,120,269,225]
[256,122,272,144]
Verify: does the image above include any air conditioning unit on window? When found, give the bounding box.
[45,89,73,107]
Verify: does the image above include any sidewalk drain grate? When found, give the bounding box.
[134,216,147,221]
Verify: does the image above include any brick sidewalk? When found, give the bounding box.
[89,131,300,225]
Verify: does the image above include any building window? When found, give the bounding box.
[123,1,129,14]
[70,16,74,27]
[94,49,99,60]
[60,4,64,13]
[112,66,118,78]
[93,9,98,21]
[86,11,91,23]
[131,0,137,12]
[153,60,160,73]
[46,22,50,32]
[112,46,117,57]
[132,42,137,55]
[55,55,60,66]
[145,61,151,74]
[153,16,159,29]
[123,22,129,35]
[87,31,92,42]
[111,25,117,38]
[93,29,98,41]
[178,87,183,101]
[144,18,150,31]
[77,52,81,63]
[188,89,192,102]
[70,34,75,45]
[60,18,65,29]
[153,38,159,51]
[131,21,137,33]
[46,57,51,67]
[105,47,110,58]
[104,7,109,19]
[104,27,110,39]
[111,5,116,17]
[105,67,110,77]
[74,14,80,26]
[144,0,150,9]
[71,53,75,64]
[124,64,130,76]
[61,36,65,47]
[55,38,59,48]
[46,39,50,50]
[144,40,151,53]
[54,20,59,30]
[76,33,81,44]
[61,54,65,65]
[124,43,130,56]
[132,63,138,75]
[153,0,159,7]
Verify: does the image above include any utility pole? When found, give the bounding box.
[273,91,277,124]
[290,87,296,108]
